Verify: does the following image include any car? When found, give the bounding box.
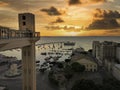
[0,85,8,90]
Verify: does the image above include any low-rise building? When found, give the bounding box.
[0,54,17,63]
[72,47,84,54]
[76,58,97,72]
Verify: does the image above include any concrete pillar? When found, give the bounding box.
[22,42,36,90]
[19,12,37,90]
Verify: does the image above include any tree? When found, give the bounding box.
[72,79,96,90]
[80,51,88,55]
[102,78,120,90]
[71,62,85,73]
[72,78,120,90]
[88,49,92,53]
[57,62,64,68]
[65,59,71,63]
[48,71,59,85]
[64,65,73,81]
[88,49,93,54]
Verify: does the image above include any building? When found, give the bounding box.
[19,13,35,31]
[19,13,37,90]
[116,44,120,62]
[104,58,114,71]
[72,47,84,54]
[112,64,120,80]
[76,58,97,72]
[92,41,100,58]
[0,54,17,65]
[92,41,117,65]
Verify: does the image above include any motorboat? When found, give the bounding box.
[64,41,75,46]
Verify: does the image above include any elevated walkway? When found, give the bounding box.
[0,27,40,51]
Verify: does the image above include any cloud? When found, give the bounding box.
[45,25,82,32]
[87,9,120,29]
[0,10,17,28]
[51,17,64,23]
[68,0,106,5]
[0,1,8,7]
[41,6,65,16]
[108,0,114,2]
[104,29,120,36]
[93,8,120,19]
[1,0,29,11]
[87,19,119,29]
[1,0,64,11]
[68,0,81,5]
[106,29,120,33]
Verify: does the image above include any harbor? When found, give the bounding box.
[36,41,76,71]
[0,41,76,75]
[0,37,120,90]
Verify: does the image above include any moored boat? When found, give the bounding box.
[64,41,75,46]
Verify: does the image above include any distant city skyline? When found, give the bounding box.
[0,0,120,36]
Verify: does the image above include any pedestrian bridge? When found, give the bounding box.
[0,26,40,51]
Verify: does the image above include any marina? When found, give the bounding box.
[37,41,75,71]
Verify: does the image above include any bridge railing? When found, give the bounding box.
[0,26,40,39]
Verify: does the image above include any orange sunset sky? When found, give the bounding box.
[0,0,120,36]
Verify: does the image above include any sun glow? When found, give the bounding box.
[65,31,79,36]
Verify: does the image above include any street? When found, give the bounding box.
[0,71,58,90]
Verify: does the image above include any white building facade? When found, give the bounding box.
[112,64,120,80]
[76,58,97,72]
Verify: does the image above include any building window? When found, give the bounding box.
[23,22,26,26]
[22,15,26,20]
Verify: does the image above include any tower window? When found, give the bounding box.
[22,15,26,20]
[23,22,26,26]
